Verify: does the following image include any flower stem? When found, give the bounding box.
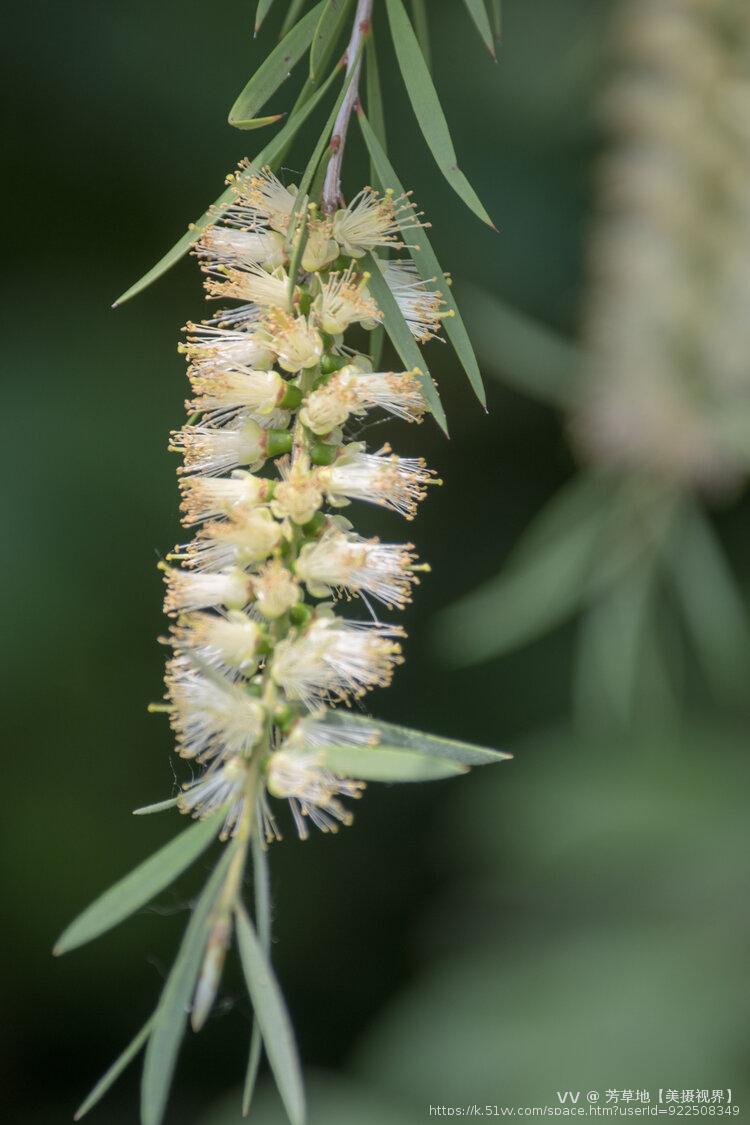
[322,0,374,213]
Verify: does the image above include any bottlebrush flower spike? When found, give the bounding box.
[59,7,508,1122]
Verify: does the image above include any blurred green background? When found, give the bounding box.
[4,1,750,1122]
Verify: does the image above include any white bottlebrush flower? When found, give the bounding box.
[271,616,404,707]
[178,754,252,839]
[251,559,301,619]
[312,265,381,335]
[271,455,324,526]
[234,165,297,235]
[300,366,427,435]
[301,215,339,273]
[332,187,422,257]
[162,566,252,615]
[204,263,293,309]
[266,748,364,839]
[379,259,447,343]
[295,527,420,608]
[174,508,282,571]
[260,310,324,374]
[171,417,275,476]
[196,226,287,270]
[165,656,265,762]
[186,366,286,419]
[168,611,262,676]
[180,322,274,372]
[178,471,273,526]
[318,443,439,520]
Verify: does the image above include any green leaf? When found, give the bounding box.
[364,34,386,190]
[235,902,306,1125]
[254,0,278,35]
[455,281,579,408]
[384,0,495,228]
[242,831,272,1118]
[409,0,431,70]
[281,0,309,39]
[667,501,750,704]
[462,0,497,58]
[229,2,325,127]
[358,110,486,406]
[141,844,237,1125]
[320,745,468,781]
[113,63,343,307]
[133,797,178,816]
[310,0,354,83]
[74,1016,155,1120]
[434,479,612,667]
[361,251,447,434]
[322,712,510,767]
[490,0,502,41]
[54,815,221,955]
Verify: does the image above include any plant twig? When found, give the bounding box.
[322,0,374,212]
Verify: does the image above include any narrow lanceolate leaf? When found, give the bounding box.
[462,0,497,58]
[133,797,178,816]
[409,0,432,70]
[242,831,272,1117]
[310,0,353,82]
[320,745,468,781]
[229,1,324,126]
[359,111,486,406]
[364,35,386,189]
[323,712,510,767]
[74,1016,155,1120]
[141,844,236,1125]
[54,814,221,955]
[113,62,343,307]
[362,251,447,434]
[491,0,502,41]
[384,0,495,228]
[254,0,278,35]
[668,501,750,703]
[434,480,612,667]
[281,0,309,39]
[235,903,306,1125]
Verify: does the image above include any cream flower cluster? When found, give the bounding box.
[159,166,444,841]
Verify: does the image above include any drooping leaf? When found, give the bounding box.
[361,251,447,434]
[462,0,497,57]
[434,482,612,667]
[74,1016,155,1120]
[322,712,510,767]
[132,797,178,816]
[280,0,309,39]
[310,0,354,83]
[235,902,306,1125]
[409,0,431,70]
[320,745,468,781]
[573,556,658,730]
[364,34,386,189]
[242,830,272,1118]
[384,0,495,228]
[54,814,222,955]
[490,0,502,41]
[358,111,486,406]
[229,2,324,127]
[456,280,579,407]
[113,63,343,307]
[254,0,278,35]
[667,501,750,703]
[141,844,236,1125]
